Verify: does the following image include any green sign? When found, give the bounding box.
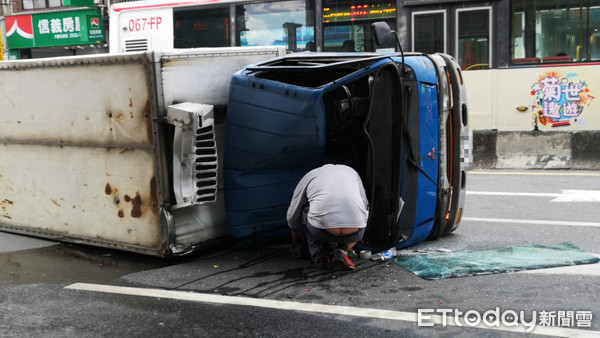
[8,50,20,60]
[86,15,105,41]
[62,0,94,6]
[6,9,105,49]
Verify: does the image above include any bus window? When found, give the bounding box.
[457,7,491,70]
[512,11,526,59]
[236,0,315,52]
[412,10,446,53]
[323,0,396,52]
[592,8,600,60]
[591,31,600,61]
[174,7,231,48]
[512,1,600,63]
[539,8,585,60]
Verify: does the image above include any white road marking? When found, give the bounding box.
[470,171,600,177]
[467,190,600,203]
[65,283,600,337]
[551,190,600,203]
[468,191,559,198]
[462,217,600,228]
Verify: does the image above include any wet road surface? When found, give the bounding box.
[0,170,599,337]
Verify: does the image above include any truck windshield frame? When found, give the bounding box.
[246,54,391,87]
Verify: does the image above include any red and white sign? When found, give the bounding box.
[6,15,34,40]
[127,16,163,32]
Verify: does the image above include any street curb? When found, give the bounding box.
[472,130,600,170]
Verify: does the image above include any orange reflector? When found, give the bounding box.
[455,208,463,224]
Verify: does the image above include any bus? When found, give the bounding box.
[108,0,398,53]
[109,0,317,53]
[110,0,600,131]
[402,0,600,131]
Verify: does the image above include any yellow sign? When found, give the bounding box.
[0,31,4,61]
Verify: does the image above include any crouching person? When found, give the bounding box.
[286,164,369,270]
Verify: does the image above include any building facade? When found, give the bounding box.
[3,0,600,69]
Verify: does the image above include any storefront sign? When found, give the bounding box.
[6,9,105,49]
[62,0,94,6]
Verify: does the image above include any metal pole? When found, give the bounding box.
[314,0,322,51]
[230,3,236,46]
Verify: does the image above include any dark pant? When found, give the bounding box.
[300,209,365,263]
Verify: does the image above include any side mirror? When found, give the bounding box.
[371,21,406,74]
[371,22,395,49]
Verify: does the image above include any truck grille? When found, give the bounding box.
[194,124,218,203]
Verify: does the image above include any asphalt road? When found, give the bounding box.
[1,170,599,337]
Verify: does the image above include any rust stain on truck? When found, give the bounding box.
[107,176,157,219]
[131,193,143,218]
[1,199,13,219]
[143,100,154,145]
[149,176,158,216]
[105,183,113,195]
[1,199,14,209]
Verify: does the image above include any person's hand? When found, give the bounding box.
[291,229,306,243]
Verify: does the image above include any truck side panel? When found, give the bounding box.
[0,54,166,255]
[0,145,160,247]
[0,60,154,146]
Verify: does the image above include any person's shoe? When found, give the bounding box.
[290,240,310,259]
[314,257,332,270]
[332,249,355,271]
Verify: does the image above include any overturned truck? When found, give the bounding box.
[225,52,469,250]
[0,45,468,256]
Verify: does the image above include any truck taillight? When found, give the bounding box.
[445,187,453,220]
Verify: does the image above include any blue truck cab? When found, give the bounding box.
[224,51,469,250]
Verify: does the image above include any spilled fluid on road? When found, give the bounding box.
[0,243,170,285]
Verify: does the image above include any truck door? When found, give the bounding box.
[362,63,413,248]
